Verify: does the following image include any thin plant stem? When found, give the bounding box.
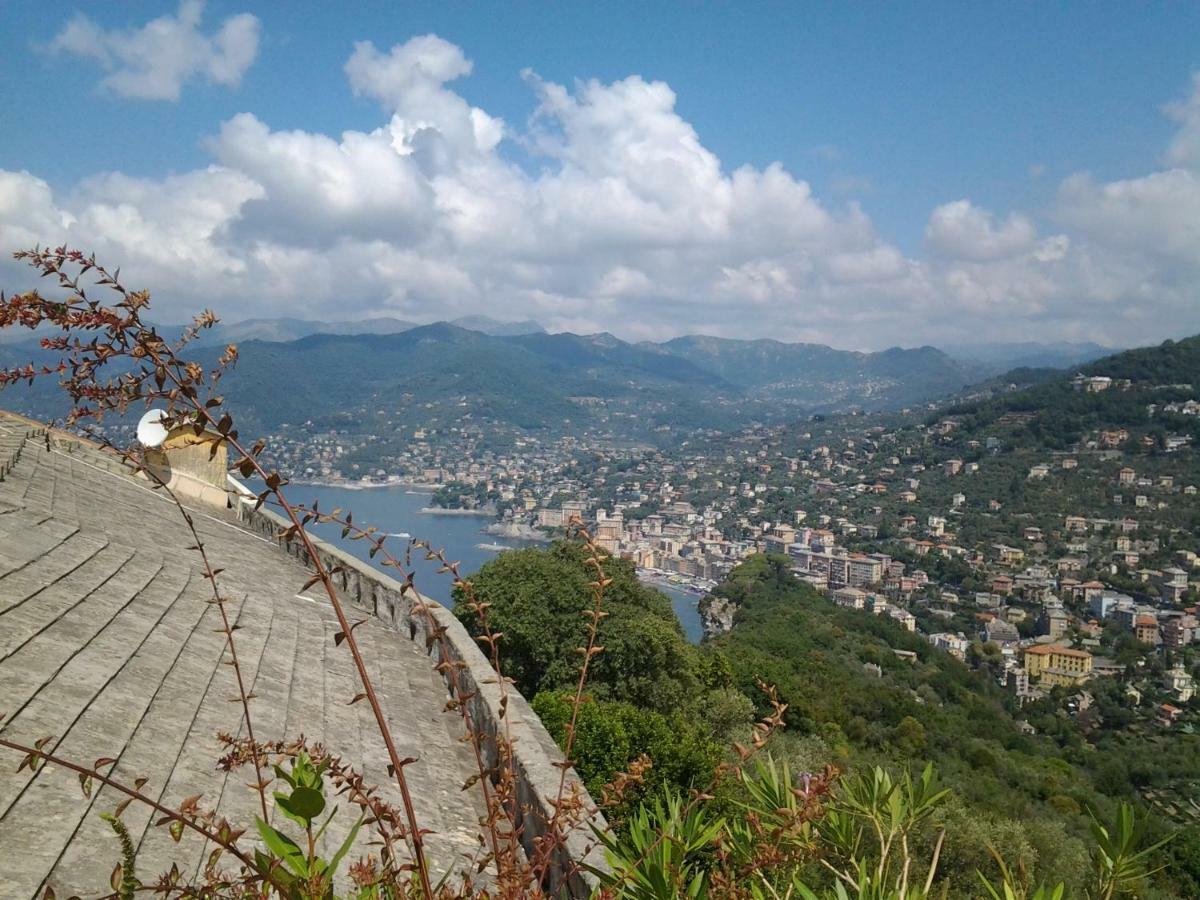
[0,736,282,893]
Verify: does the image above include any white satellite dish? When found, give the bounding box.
[136,408,170,448]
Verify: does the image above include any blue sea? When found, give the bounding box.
[279,483,703,642]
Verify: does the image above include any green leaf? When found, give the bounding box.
[287,786,325,822]
[255,817,309,878]
[254,848,299,891]
[326,813,365,877]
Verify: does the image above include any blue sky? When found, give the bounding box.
[1,2,1198,348]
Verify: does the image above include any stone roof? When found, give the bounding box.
[0,414,492,896]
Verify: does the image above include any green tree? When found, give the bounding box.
[531,691,721,811]
[455,541,708,712]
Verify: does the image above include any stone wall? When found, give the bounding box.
[229,479,606,896]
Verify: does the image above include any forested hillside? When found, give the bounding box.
[461,544,1199,895]
[705,555,1200,896]
[942,335,1200,450]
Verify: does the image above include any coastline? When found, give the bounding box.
[419,506,496,516]
[482,521,551,542]
[289,479,436,492]
[638,570,716,595]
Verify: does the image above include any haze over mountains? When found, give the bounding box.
[181,314,547,344]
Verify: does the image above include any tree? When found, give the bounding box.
[531,691,720,812]
[455,541,709,712]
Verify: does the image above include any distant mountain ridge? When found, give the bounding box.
[448,315,545,336]
[169,314,543,345]
[645,335,984,407]
[939,340,1113,372]
[0,307,1174,440]
[168,314,1110,372]
[178,325,989,436]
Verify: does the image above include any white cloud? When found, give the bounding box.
[1165,72,1200,171]
[1057,170,1200,267]
[50,0,259,101]
[346,37,503,156]
[4,34,1200,348]
[925,200,1039,261]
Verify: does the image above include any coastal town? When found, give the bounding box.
[240,364,1200,747]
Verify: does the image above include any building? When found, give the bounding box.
[929,632,969,660]
[1164,666,1196,703]
[1135,614,1160,646]
[983,619,1020,646]
[1162,615,1197,649]
[1161,567,1190,604]
[1072,374,1112,392]
[994,544,1025,565]
[848,554,884,587]
[1039,606,1070,641]
[1088,589,1132,620]
[833,586,868,609]
[1157,704,1185,728]
[1023,644,1094,687]
[789,544,882,589]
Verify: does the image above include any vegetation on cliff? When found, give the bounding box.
[462,543,1194,895]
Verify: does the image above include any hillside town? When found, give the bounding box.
[68,340,1200,806]
[405,370,1200,738]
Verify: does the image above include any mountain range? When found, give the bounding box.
[178,314,546,344]
[0,314,1117,438]
[172,315,1108,373]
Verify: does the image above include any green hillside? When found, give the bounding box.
[706,555,1196,895]
[942,335,1200,450]
[651,334,985,408]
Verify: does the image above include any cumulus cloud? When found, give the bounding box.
[1057,170,1200,267]
[4,33,1200,347]
[925,200,1039,261]
[49,0,259,101]
[346,37,504,158]
[1165,72,1200,170]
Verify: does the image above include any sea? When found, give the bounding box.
[280,483,704,643]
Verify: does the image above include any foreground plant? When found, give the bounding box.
[253,751,364,897]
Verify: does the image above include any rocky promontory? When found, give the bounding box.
[697,591,737,638]
[482,520,551,542]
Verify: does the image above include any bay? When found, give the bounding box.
[283,483,704,642]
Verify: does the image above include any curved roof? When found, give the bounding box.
[0,414,490,896]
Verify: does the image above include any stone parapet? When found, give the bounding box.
[229,477,606,896]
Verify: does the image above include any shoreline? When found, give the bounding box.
[289,479,436,492]
[419,507,496,516]
[482,521,551,542]
[638,571,716,594]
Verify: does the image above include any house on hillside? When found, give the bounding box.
[1023,644,1093,687]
